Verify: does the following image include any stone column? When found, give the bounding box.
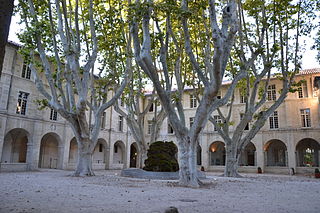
[255,143,265,171]
[104,147,110,169]
[254,151,257,167]
[0,116,7,161]
[108,142,114,169]
[58,145,64,169]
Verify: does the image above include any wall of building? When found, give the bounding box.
[1,42,319,174]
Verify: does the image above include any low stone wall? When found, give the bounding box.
[264,167,290,175]
[121,168,206,180]
[0,163,28,172]
[296,167,318,174]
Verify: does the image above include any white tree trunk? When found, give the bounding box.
[73,138,94,176]
[140,151,148,168]
[224,146,241,177]
[177,137,200,187]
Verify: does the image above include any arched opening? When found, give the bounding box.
[264,140,287,167]
[1,128,29,163]
[240,142,256,166]
[296,138,320,167]
[93,138,108,169]
[209,141,225,166]
[197,144,202,165]
[130,143,138,168]
[113,141,125,164]
[39,133,60,169]
[68,138,78,167]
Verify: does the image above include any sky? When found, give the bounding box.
[8,9,320,71]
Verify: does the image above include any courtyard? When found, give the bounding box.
[0,170,319,213]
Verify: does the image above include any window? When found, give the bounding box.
[239,89,247,103]
[240,113,249,130]
[189,117,194,128]
[190,94,197,108]
[269,111,279,129]
[99,144,103,152]
[217,90,221,99]
[16,91,29,115]
[298,82,308,98]
[213,115,222,131]
[101,112,106,129]
[168,123,174,134]
[22,61,31,79]
[267,84,276,101]
[147,120,152,134]
[114,144,118,153]
[149,103,154,112]
[301,109,311,127]
[50,109,58,121]
[118,116,123,131]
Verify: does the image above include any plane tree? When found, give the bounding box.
[209,0,310,177]
[114,69,166,167]
[130,0,245,187]
[18,0,130,176]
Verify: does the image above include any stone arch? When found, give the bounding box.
[38,132,62,169]
[1,128,29,163]
[113,140,125,164]
[92,138,108,169]
[197,144,202,165]
[68,137,78,166]
[296,138,320,167]
[264,139,287,167]
[209,141,225,166]
[240,142,256,166]
[130,142,138,168]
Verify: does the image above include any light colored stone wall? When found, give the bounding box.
[1,42,320,174]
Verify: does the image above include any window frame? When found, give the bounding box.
[190,94,197,108]
[269,111,279,129]
[49,108,58,121]
[300,108,311,128]
[16,91,29,115]
[267,84,276,101]
[118,115,123,132]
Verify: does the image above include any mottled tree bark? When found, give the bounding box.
[0,0,14,77]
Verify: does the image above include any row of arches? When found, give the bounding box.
[1,128,320,169]
[1,128,140,169]
[202,139,320,167]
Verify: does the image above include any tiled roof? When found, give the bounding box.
[298,68,320,75]
[7,40,22,47]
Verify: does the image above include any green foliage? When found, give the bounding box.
[35,99,49,110]
[143,141,179,172]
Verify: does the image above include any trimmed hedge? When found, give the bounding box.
[143,141,179,172]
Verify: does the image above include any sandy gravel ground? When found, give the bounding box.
[0,169,319,213]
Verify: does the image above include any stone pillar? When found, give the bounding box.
[286,150,295,169]
[62,140,70,170]
[255,143,265,171]
[58,145,64,169]
[123,144,128,169]
[104,147,110,169]
[0,117,7,161]
[30,133,42,170]
[108,142,114,169]
[254,151,257,167]
[26,140,34,170]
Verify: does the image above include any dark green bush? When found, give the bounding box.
[143,141,179,172]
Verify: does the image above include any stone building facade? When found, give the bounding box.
[1,42,320,174]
